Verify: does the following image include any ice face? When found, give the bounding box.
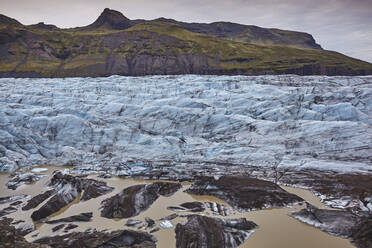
[0,75,371,174]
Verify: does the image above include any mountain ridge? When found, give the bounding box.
[141,17,323,50]
[0,8,371,77]
[80,8,132,31]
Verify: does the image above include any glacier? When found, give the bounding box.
[0,74,371,176]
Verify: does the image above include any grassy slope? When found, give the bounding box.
[1,22,372,77]
[127,22,372,72]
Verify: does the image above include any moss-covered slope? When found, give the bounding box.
[142,18,323,50]
[0,9,371,77]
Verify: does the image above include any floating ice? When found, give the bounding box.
[160,220,173,229]
[31,168,48,173]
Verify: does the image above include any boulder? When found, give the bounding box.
[101,182,181,219]
[125,219,143,228]
[0,206,17,217]
[35,229,156,248]
[46,212,93,224]
[180,202,205,212]
[175,215,257,248]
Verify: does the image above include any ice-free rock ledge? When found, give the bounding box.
[101,182,181,219]
[30,171,114,221]
[186,175,304,211]
[175,215,258,248]
[291,203,372,248]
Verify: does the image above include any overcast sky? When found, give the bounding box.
[1,0,372,62]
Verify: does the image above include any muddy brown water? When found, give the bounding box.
[0,166,355,248]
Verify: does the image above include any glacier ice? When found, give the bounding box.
[0,75,371,175]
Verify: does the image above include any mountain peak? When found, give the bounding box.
[0,14,22,26]
[84,8,132,30]
[27,22,59,30]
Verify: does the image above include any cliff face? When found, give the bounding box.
[0,8,371,77]
[143,18,323,50]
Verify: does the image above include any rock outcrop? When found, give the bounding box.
[101,182,181,218]
[6,173,46,190]
[291,203,362,237]
[175,215,257,248]
[179,202,205,212]
[276,171,372,211]
[351,217,372,248]
[34,229,156,248]
[0,218,48,248]
[82,8,133,31]
[169,201,235,216]
[46,212,93,224]
[0,206,17,217]
[30,171,113,221]
[186,176,304,211]
[148,18,323,50]
[0,194,28,205]
[22,190,55,211]
[291,203,372,248]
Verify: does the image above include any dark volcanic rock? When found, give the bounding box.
[0,206,17,217]
[52,224,65,232]
[175,215,257,248]
[101,182,181,219]
[6,173,46,190]
[167,206,186,212]
[22,190,55,211]
[186,176,304,211]
[0,194,28,205]
[125,219,143,227]
[35,229,156,248]
[180,202,205,212]
[31,171,113,221]
[351,217,372,248]
[153,182,182,196]
[291,203,362,237]
[64,224,78,231]
[160,213,178,221]
[31,190,77,222]
[0,218,49,248]
[98,173,112,179]
[144,217,155,229]
[9,200,23,206]
[277,171,372,212]
[46,212,93,224]
[49,171,114,202]
[291,203,372,248]
[149,227,160,233]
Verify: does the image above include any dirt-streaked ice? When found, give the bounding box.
[0,75,371,174]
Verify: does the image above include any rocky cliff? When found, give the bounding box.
[0,8,371,77]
